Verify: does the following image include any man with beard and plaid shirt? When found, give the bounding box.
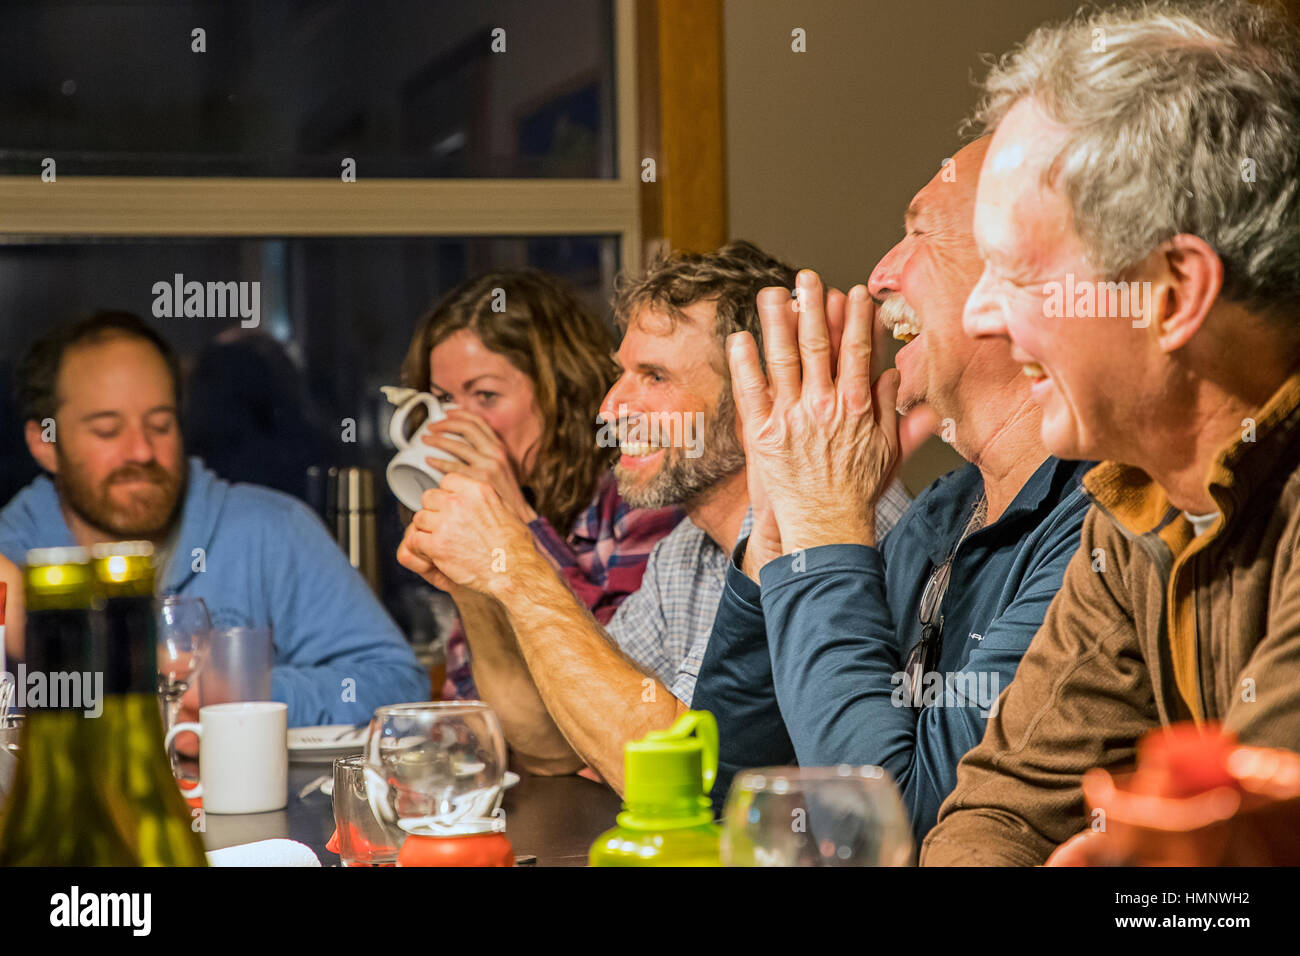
[398,241,910,791]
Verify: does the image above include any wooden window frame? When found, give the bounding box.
[0,0,645,273]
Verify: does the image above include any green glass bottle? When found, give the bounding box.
[589,710,722,866]
[91,542,208,866]
[0,548,137,866]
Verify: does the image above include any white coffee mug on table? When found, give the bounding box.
[165,701,288,814]
[383,388,459,512]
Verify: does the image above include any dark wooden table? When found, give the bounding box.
[202,760,623,867]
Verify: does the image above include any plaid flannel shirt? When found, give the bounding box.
[607,479,913,705]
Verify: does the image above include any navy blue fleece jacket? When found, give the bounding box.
[692,457,1092,841]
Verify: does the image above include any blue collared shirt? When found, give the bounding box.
[609,479,912,704]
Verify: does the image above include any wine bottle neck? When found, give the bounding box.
[24,607,104,710]
[100,595,157,696]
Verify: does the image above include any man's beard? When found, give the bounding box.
[614,387,746,510]
[56,453,185,540]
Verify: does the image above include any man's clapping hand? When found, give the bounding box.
[732,269,935,576]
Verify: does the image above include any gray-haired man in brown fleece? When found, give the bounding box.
[925,0,1300,865]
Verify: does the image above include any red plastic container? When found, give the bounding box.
[397,830,514,867]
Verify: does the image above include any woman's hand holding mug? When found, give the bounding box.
[420,407,537,523]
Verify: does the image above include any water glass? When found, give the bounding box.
[721,765,915,866]
[198,626,273,707]
[333,755,405,866]
[363,701,508,836]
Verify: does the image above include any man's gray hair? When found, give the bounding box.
[973,0,1300,318]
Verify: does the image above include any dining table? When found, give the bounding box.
[201,758,624,867]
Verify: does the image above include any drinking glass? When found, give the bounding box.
[198,626,273,707]
[0,672,14,717]
[362,701,508,837]
[0,713,22,755]
[156,596,211,736]
[721,765,915,866]
[332,755,405,866]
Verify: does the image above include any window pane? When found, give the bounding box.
[0,0,616,177]
[0,235,619,629]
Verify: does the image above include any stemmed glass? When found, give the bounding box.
[721,765,915,866]
[0,672,14,717]
[155,595,211,737]
[363,702,508,838]
[0,674,17,755]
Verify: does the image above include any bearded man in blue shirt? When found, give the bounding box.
[692,135,1094,843]
[0,312,429,727]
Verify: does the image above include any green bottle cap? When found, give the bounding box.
[618,710,718,830]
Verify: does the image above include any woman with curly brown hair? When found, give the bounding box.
[398,269,683,700]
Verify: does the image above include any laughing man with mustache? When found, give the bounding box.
[690,137,1096,845]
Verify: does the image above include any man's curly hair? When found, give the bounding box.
[612,239,798,375]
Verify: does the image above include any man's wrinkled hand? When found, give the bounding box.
[740,465,782,582]
[397,517,456,592]
[399,472,538,598]
[728,270,901,554]
[739,281,851,579]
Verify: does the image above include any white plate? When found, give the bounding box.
[288,724,368,763]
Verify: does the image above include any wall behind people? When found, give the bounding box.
[723,0,1128,493]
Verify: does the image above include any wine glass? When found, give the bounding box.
[0,674,18,756]
[363,701,508,837]
[721,765,915,866]
[155,595,211,736]
[0,672,14,717]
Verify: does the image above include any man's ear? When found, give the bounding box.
[1147,234,1224,353]
[24,418,58,474]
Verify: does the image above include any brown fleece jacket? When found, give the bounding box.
[922,369,1300,866]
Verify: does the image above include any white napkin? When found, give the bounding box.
[206,838,321,867]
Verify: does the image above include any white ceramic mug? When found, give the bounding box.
[385,391,458,511]
[165,701,288,814]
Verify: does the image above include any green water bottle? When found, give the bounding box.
[589,710,721,866]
